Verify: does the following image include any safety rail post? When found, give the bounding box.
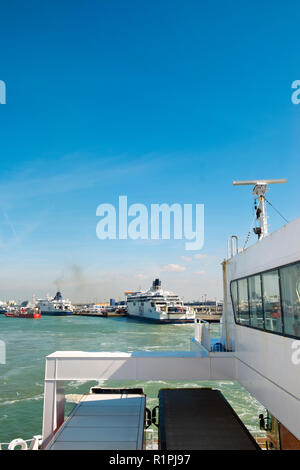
[194,318,211,351]
[227,235,239,258]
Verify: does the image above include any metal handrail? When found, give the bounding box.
[227,235,239,258]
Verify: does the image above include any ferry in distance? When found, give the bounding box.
[125,278,195,323]
[36,291,74,316]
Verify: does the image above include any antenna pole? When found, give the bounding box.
[233,179,287,241]
[253,184,268,239]
[259,195,268,238]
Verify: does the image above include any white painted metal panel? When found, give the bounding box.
[209,354,236,380]
[236,360,300,440]
[235,326,300,399]
[56,357,135,380]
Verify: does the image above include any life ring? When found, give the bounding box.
[8,438,28,450]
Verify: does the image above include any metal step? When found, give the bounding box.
[45,390,146,450]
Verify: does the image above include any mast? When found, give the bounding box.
[233,179,287,240]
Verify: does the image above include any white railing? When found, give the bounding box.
[227,235,239,259]
[0,435,42,450]
[194,319,211,351]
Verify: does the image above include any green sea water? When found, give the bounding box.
[0,315,265,444]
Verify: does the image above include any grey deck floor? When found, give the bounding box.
[46,393,146,450]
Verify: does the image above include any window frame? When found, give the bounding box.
[261,269,283,334]
[230,259,300,340]
[237,278,250,326]
[248,273,265,330]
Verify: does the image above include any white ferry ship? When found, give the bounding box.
[36,291,74,316]
[126,279,195,323]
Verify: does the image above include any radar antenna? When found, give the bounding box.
[233,179,287,240]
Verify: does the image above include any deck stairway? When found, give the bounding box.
[45,388,146,450]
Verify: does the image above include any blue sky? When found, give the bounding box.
[0,0,300,302]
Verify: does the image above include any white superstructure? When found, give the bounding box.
[126,279,195,323]
[216,180,300,446]
[36,291,74,316]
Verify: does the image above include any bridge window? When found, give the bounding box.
[248,275,264,329]
[280,263,300,338]
[262,270,282,333]
[237,278,250,325]
[231,261,300,339]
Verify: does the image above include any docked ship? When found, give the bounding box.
[36,291,74,316]
[5,306,41,319]
[125,278,195,323]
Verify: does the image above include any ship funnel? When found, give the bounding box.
[233,179,287,240]
[152,279,161,291]
[53,291,63,301]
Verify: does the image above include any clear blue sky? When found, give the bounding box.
[0,0,300,302]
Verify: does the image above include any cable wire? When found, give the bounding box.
[265,198,289,224]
